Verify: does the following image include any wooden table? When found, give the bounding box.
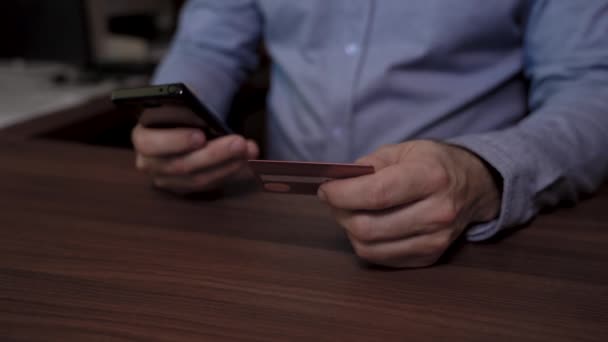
[0,101,607,341]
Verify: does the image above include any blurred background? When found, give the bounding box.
[0,0,268,149]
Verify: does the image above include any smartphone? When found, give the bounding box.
[111,83,232,139]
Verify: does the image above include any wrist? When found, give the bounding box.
[447,143,502,223]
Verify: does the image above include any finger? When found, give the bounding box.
[136,154,175,175]
[245,139,260,160]
[347,230,454,268]
[331,197,460,243]
[132,124,206,157]
[140,135,249,176]
[320,162,444,210]
[153,159,246,194]
[230,140,260,182]
[135,153,149,173]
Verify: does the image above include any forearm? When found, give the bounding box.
[153,0,262,119]
[153,44,255,120]
[446,0,608,240]
[448,85,608,240]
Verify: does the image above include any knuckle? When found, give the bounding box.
[350,240,393,265]
[135,155,147,172]
[427,165,450,190]
[167,160,192,175]
[353,244,381,263]
[348,215,377,242]
[131,127,146,151]
[434,201,459,226]
[364,249,393,266]
[421,233,452,257]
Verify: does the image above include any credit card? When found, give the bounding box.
[248,160,374,195]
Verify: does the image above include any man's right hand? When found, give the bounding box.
[131,110,259,194]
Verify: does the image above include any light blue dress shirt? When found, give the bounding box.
[154,0,608,240]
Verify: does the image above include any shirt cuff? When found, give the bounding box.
[151,46,244,120]
[446,132,533,241]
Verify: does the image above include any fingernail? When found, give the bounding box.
[191,132,205,147]
[230,138,245,153]
[317,188,327,202]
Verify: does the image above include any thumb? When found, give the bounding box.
[355,154,388,172]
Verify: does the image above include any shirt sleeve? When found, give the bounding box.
[153,0,262,119]
[447,0,608,241]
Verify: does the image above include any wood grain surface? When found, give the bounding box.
[0,138,607,341]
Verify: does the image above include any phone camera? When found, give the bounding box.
[167,85,179,95]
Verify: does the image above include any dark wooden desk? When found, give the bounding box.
[0,105,607,341]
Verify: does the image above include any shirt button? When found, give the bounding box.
[344,43,359,56]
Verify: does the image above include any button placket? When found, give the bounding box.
[325,1,372,162]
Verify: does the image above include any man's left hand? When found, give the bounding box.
[318,140,501,268]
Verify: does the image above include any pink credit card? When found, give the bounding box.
[248,160,375,195]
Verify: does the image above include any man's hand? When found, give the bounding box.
[132,108,259,194]
[318,140,501,268]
